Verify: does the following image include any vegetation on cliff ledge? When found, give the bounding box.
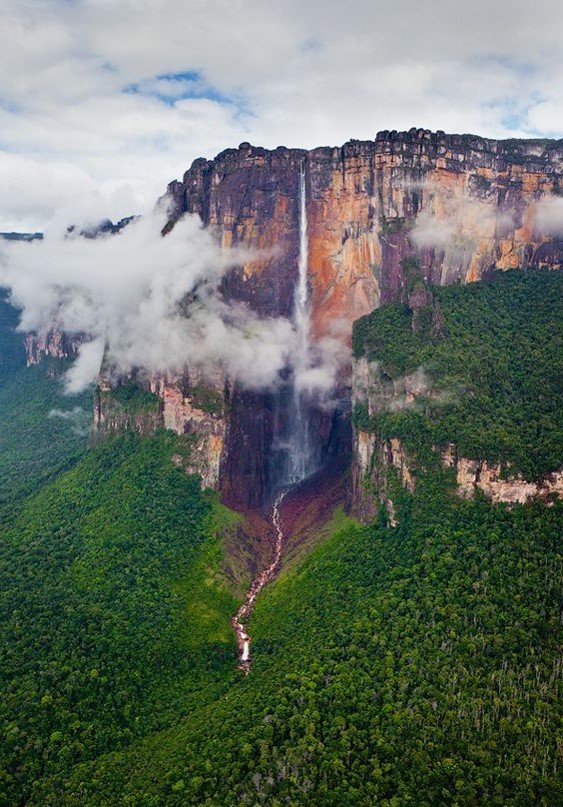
[352,268,563,479]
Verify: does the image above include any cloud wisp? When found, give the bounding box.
[534,196,563,237]
[356,362,459,415]
[0,207,304,393]
[410,181,516,254]
[48,406,91,435]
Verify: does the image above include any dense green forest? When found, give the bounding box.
[0,433,238,806]
[26,474,562,806]
[0,296,91,505]
[352,269,563,479]
[0,270,561,805]
[0,291,25,385]
[0,359,93,505]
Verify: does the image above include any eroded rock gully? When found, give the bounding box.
[230,453,350,672]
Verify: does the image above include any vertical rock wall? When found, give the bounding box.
[27,129,563,508]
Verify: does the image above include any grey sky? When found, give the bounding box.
[1,0,562,230]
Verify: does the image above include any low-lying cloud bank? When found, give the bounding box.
[408,181,515,253]
[0,208,303,392]
[534,196,563,237]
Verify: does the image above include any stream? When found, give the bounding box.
[231,489,287,674]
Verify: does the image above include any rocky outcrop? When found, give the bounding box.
[22,218,135,367]
[0,232,42,242]
[150,369,228,489]
[444,450,563,504]
[352,427,563,523]
[94,367,228,489]
[351,429,417,525]
[25,330,81,365]
[350,355,562,521]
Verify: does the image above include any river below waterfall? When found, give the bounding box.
[231,490,287,674]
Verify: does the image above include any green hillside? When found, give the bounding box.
[0,358,93,506]
[0,291,26,384]
[28,475,562,806]
[0,433,238,806]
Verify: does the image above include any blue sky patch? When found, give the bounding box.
[124,71,232,106]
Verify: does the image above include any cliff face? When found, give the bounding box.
[447,453,563,505]
[93,367,229,489]
[28,129,563,509]
[159,130,563,507]
[352,426,563,521]
[167,129,563,332]
[30,129,563,364]
[25,330,81,365]
[350,356,563,521]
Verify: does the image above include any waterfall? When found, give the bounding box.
[286,165,315,483]
[231,166,319,672]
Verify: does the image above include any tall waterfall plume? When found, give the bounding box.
[286,165,316,483]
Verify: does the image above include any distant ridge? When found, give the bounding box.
[0,231,43,241]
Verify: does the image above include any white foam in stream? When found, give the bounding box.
[231,490,287,673]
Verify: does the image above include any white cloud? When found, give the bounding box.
[0,207,302,391]
[412,212,457,251]
[411,182,516,252]
[1,1,563,229]
[534,196,563,236]
[48,406,91,434]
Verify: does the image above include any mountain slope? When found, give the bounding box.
[0,433,239,806]
[14,267,561,807]
[29,480,561,806]
[0,291,25,385]
[0,359,93,506]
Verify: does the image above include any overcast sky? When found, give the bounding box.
[2,0,563,231]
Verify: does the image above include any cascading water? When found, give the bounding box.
[286,165,316,483]
[232,164,321,672]
[231,489,287,674]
